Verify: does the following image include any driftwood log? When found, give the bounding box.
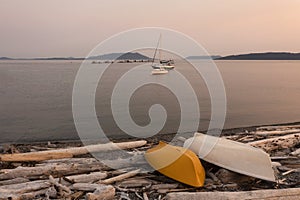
[0,188,48,200]
[0,180,50,195]
[65,171,107,183]
[0,159,109,180]
[291,148,300,156]
[252,129,300,136]
[257,125,300,131]
[0,177,29,186]
[166,188,300,200]
[0,140,147,162]
[248,133,300,152]
[101,169,141,184]
[85,185,115,200]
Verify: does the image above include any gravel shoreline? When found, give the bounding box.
[0,121,299,199]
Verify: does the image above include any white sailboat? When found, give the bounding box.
[151,34,175,73]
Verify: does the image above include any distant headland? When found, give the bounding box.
[216,52,300,60]
[186,55,221,60]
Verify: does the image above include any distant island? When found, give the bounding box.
[0,52,150,61]
[186,55,221,60]
[217,52,300,60]
[87,52,150,60]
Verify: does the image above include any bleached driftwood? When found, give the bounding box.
[166,188,300,200]
[118,178,152,188]
[65,172,107,183]
[257,125,300,131]
[86,185,115,200]
[143,192,149,200]
[0,180,50,194]
[291,148,300,156]
[0,177,29,186]
[101,169,140,184]
[158,188,193,194]
[102,154,148,169]
[252,129,300,136]
[72,183,101,191]
[151,184,179,190]
[70,183,115,200]
[248,133,300,152]
[0,188,48,200]
[0,160,108,180]
[0,140,147,162]
[49,175,71,196]
[38,157,102,166]
[280,159,300,169]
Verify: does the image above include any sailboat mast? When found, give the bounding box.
[152,34,161,65]
[159,34,162,61]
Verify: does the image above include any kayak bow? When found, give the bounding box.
[145,141,205,187]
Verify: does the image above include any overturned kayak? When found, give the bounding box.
[145,141,205,187]
[183,133,275,182]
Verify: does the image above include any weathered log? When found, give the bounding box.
[0,160,108,180]
[0,180,50,194]
[157,188,194,194]
[101,169,140,184]
[0,188,48,200]
[45,186,57,199]
[86,185,115,200]
[0,140,147,162]
[49,175,71,197]
[271,156,298,160]
[70,191,84,200]
[282,168,300,176]
[151,184,179,190]
[291,148,300,156]
[72,183,101,191]
[166,188,300,200]
[237,135,256,142]
[38,157,103,166]
[102,154,148,169]
[252,129,300,136]
[0,177,29,186]
[257,125,300,131]
[143,192,149,200]
[117,178,152,188]
[248,133,300,152]
[65,171,107,183]
[280,159,300,169]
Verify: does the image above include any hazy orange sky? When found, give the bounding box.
[1,0,300,57]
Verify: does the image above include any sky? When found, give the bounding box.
[1,0,300,58]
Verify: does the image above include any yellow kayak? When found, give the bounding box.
[145,141,205,187]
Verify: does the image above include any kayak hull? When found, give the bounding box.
[145,141,205,187]
[184,133,275,182]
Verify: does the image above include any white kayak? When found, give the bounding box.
[183,133,275,182]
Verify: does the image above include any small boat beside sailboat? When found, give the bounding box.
[152,59,175,70]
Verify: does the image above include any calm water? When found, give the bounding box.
[0,60,299,143]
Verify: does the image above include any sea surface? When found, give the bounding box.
[0,60,300,143]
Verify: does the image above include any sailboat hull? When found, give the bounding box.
[151,69,168,75]
[152,64,175,70]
